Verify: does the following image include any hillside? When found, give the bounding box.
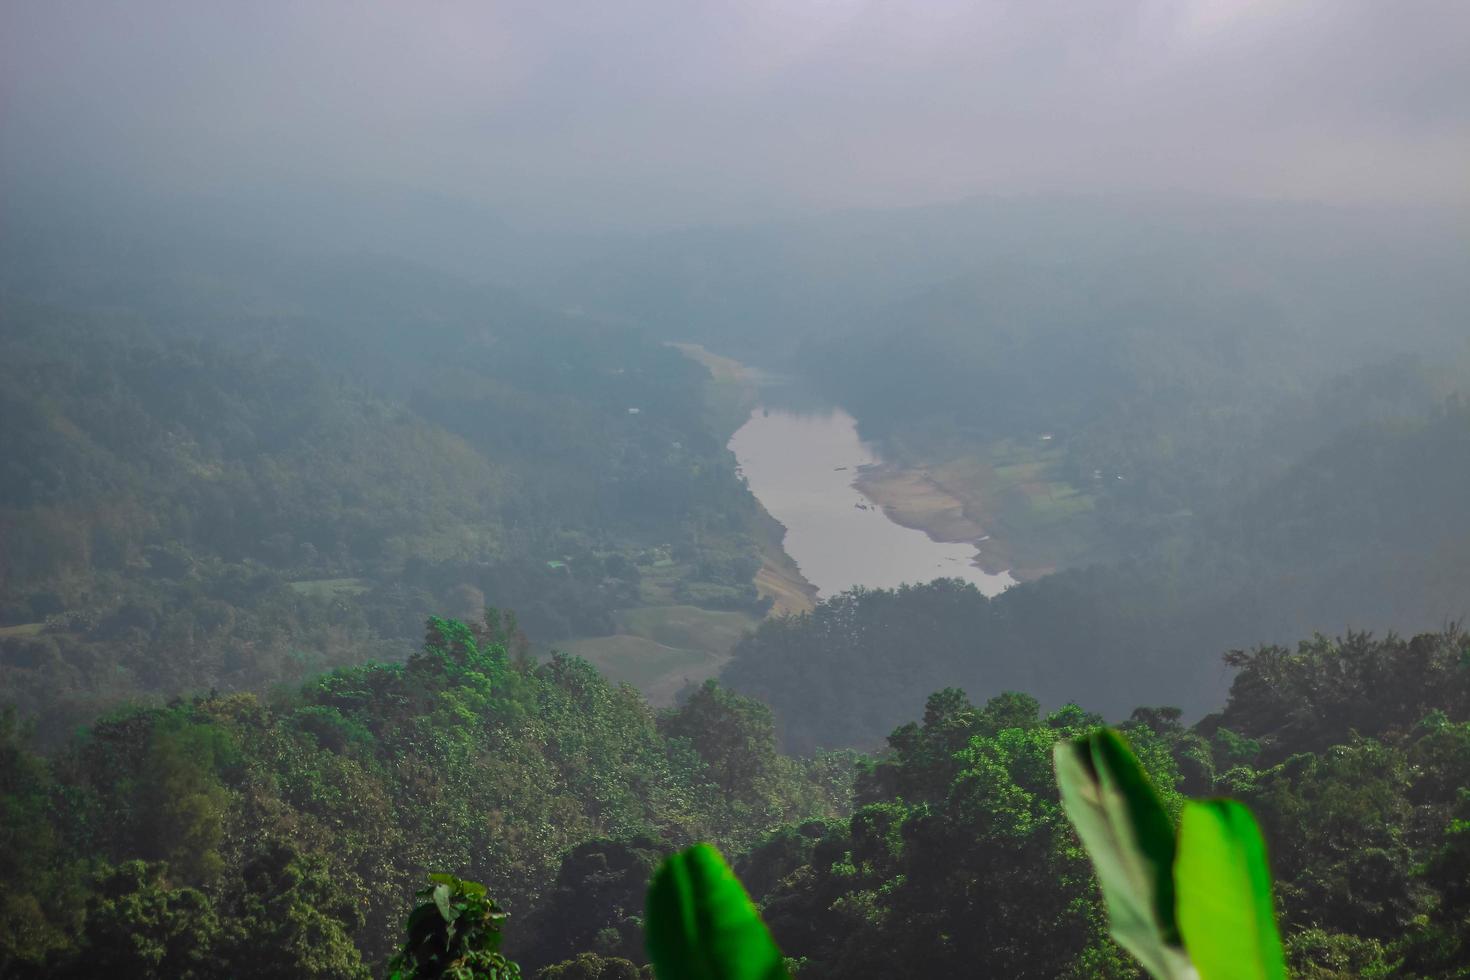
[724,400,1470,751]
[0,615,849,975]
[0,240,776,742]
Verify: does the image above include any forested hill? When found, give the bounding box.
[0,236,769,743]
[0,616,852,976]
[724,399,1470,752]
[3,617,1467,977]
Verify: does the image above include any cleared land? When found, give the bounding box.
[559,604,760,705]
[853,464,988,544]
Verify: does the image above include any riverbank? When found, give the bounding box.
[676,340,1045,584]
[750,505,819,615]
[674,340,820,614]
[852,462,1025,579]
[674,341,1041,596]
[853,438,1107,581]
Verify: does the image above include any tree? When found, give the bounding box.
[661,681,779,808]
[389,875,522,980]
[525,838,663,969]
[66,861,224,979]
[760,694,1152,978]
[220,842,369,980]
[535,953,651,980]
[0,709,81,971]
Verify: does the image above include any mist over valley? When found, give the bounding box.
[3,3,1469,977]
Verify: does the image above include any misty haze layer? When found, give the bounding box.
[4,0,1469,230]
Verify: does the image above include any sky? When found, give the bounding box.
[2,0,1468,229]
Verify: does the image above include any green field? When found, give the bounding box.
[559,634,717,697]
[0,622,45,639]
[557,604,760,705]
[613,605,756,653]
[985,442,1097,529]
[634,559,690,605]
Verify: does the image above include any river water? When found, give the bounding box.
[729,405,1015,598]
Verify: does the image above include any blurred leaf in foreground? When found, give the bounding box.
[1055,729,1195,980]
[644,844,788,980]
[1174,799,1286,980]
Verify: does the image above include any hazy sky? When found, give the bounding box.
[3,0,1467,227]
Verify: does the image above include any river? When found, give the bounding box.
[729,405,1016,598]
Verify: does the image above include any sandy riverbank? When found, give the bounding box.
[751,506,819,615]
[853,462,1046,581]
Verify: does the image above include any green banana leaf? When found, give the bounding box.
[645,843,790,980]
[1174,800,1286,980]
[1054,730,1196,980]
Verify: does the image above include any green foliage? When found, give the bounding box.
[1215,629,1470,763]
[1053,730,1190,979]
[0,708,85,969]
[1284,928,1396,979]
[644,844,788,980]
[221,842,370,979]
[389,875,521,980]
[1057,730,1285,980]
[69,861,224,980]
[1174,801,1284,980]
[136,721,237,882]
[635,671,1468,980]
[525,837,663,970]
[0,264,774,743]
[661,683,780,810]
[750,693,1143,978]
[536,953,653,980]
[0,616,844,974]
[5,622,1469,976]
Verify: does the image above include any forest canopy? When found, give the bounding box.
[3,619,1467,977]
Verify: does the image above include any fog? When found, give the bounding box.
[4,0,1468,231]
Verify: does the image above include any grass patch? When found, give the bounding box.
[636,560,692,605]
[614,605,758,655]
[559,633,722,705]
[0,622,45,639]
[559,604,760,705]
